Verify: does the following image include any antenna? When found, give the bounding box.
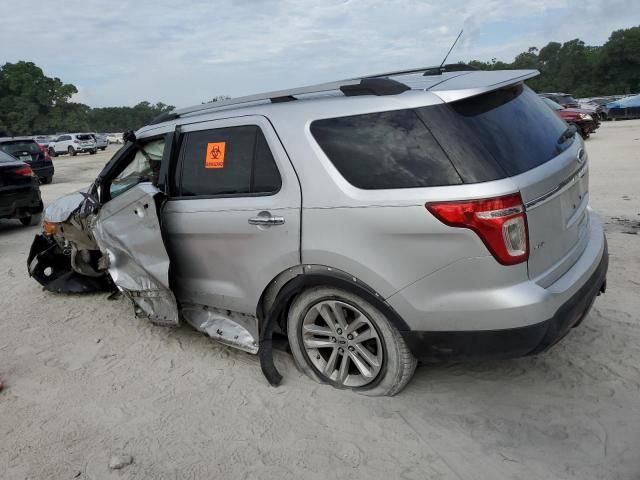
[439,29,464,69]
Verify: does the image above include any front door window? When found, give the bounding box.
[110,138,165,198]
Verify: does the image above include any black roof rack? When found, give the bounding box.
[340,78,411,97]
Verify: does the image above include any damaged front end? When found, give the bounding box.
[27,186,114,293]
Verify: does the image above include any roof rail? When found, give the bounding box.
[165,64,478,121]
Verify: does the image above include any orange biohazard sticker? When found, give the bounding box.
[205,142,226,169]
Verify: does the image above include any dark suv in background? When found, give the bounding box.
[0,150,43,226]
[0,137,54,184]
[540,93,580,108]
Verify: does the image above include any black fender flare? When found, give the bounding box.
[257,266,409,386]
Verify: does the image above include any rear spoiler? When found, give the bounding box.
[427,69,540,103]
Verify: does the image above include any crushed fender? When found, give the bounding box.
[27,234,113,294]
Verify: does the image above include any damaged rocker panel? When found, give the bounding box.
[182,304,259,354]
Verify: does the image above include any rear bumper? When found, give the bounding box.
[0,186,43,219]
[401,238,608,360]
[579,120,599,134]
[32,164,54,179]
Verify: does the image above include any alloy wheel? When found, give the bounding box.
[301,300,383,388]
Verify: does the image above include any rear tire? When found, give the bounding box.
[287,286,417,396]
[20,213,42,227]
[41,176,53,184]
[68,147,76,157]
[89,149,96,155]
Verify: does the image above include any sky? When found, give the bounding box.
[1,0,638,108]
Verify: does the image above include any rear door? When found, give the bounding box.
[91,136,180,325]
[163,115,302,316]
[517,146,589,284]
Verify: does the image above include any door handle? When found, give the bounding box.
[248,212,285,226]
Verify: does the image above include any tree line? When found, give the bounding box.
[467,25,640,98]
[1,25,638,136]
[0,61,175,136]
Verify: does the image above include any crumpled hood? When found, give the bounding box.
[44,188,89,223]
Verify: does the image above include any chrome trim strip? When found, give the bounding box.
[525,163,588,210]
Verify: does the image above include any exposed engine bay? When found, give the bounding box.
[27,186,114,293]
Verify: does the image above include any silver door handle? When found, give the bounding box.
[248,213,285,226]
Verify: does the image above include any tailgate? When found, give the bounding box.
[518,144,589,284]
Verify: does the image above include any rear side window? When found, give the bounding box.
[177,125,281,197]
[310,109,462,189]
[417,85,570,181]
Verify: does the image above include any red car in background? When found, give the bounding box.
[540,96,600,139]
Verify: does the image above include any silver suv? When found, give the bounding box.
[28,67,608,396]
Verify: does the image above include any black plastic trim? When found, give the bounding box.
[149,111,180,125]
[422,63,478,76]
[271,95,297,103]
[340,78,410,97]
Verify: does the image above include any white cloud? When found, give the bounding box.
[0,0,637,107]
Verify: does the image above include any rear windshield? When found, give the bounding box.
[76,134,93,141]
[0,150,19,163]
[540,96,563,110]
[417,85,571,181]
[0,140,40,156]
[311,84,570,188]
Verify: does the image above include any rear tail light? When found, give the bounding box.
[14,166,34,177]
[37,143,50,161]
[73,140,79,144]
[426,193,529,265]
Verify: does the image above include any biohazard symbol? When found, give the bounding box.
[205,142,226,169]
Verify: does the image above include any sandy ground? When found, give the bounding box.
[1,123,639,480]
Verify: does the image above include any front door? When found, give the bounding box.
[91,136,180,326]
[163,116,301,321]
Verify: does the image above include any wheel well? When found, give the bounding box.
[256,266,411,386]
[257,265,410,335]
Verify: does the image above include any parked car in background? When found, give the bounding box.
[91,133,108,151]
[577,99,608,120]
[540,96,600,138]
[32,135,56,147]
[0,137,54,183]
[540,92,581,108]
[48,133,97,157]
[0,150,43,226]
[28,67,608,396]
[607,94,640,120]
[106,133,124,144]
